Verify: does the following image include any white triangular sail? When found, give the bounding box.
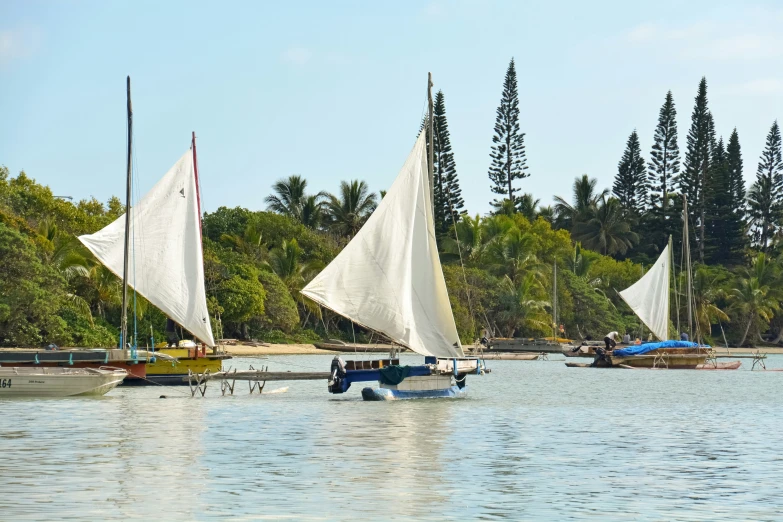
[301,132,463,358]
[618,244,670,341]
[79,150,215,346]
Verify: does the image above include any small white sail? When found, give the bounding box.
[301,132,463,358]
[618,244,670,341]
[79,150,215,346]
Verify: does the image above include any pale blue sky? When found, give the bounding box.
[2,1,782,216]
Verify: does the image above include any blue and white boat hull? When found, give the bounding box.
[361,385,467,401]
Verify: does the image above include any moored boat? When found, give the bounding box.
[0,367,127,397]
[301,74,486,400]
[78,80,228,385]
[0,348,148,381]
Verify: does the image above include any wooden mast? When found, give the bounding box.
[120,76,133,351]
[683,196,693,340]
[192,131,203,237]
[427,72,434,211]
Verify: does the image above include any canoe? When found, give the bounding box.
[0,367,127,397]
[618,361,741,370]
[314,342,405,353]
[480,353,539,360]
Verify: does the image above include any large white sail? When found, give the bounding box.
[618,244,670,341]
[301,132,463,358]
[79,150,215,347]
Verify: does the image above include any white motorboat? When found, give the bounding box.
[0,367,127,397]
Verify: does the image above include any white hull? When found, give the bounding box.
[0,367,127,397]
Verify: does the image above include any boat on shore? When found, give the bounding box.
[490,337,570,354]
[300,74,486,400]
[313,341,408,354]
[480,352,540,361]
[0,367,127,397]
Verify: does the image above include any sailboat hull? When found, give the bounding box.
[361,385,467,401]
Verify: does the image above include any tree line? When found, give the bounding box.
[1,60,782,347]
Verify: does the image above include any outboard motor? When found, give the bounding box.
[328,356,348,394]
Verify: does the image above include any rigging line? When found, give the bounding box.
[445,184,478,345]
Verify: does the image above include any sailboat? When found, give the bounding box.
[78,77,229,385]
[301,74,486,400]
[606,196,710,368]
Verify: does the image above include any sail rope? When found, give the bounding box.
[445,185,479,350]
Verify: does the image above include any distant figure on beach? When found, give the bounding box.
[622,333,631,344]
[165,318,180,347]
[680,332,689,341]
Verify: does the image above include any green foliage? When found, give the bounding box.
[256,270,300,333]
[0,222,70,346]
[560,270,625,339]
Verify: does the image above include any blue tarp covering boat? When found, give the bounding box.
[613,340,707,356]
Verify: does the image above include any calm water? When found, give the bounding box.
[2,354,783,521]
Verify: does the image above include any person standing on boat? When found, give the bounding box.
[591,331,619,367]
[604,331,619,351]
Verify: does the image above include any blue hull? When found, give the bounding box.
[361,385,467,401]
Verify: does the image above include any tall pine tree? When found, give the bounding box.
[613,130,648,217]
[488,58,529,211]
[432,90,465,235]
[724,129,748,263]
[704,137,732,263]
[646,91,681,248]
[727,128,745,212]
[748,121,783,253]
[679,77,713,262]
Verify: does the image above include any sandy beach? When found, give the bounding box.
[223,343,323,356]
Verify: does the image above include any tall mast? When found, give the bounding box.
[683,196,693,339]
[120,76,133,351]
[668,234,674,339]
[192,131,203,237]
[552,260,557,338]
[427,72,434,211]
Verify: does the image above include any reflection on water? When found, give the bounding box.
[1,354,783,520]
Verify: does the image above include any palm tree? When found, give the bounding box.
[38,220,93,324]
[691,267,729,339]
[220,220,266,264]
[265,175,308,218]
[325,180,377,237]
[572,196,638,256]
[496,273,551,337]
[300,195,326,230]
[38,220,90,280]
[441,214,486,264]
[517,193,540,222]
[537,205,555,224]
[486,227,543,283]
[265,175,328,227]
[267,239,323,295]
[730,274,779,347]
[553,174,608,231]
